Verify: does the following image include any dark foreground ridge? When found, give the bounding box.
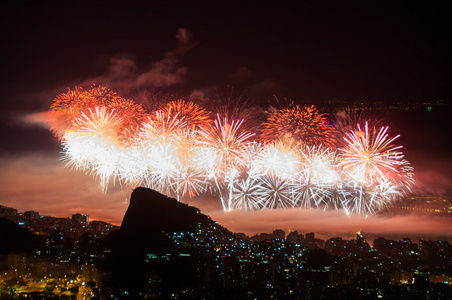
[0,217,42,254]
[101,187,236,297]
[104,187,231,250]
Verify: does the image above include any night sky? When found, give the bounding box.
[1,1,451,238]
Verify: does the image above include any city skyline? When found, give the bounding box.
[2,186,452,243]
[2,187,451,243]
[2,187,451,298]
[1,1,452,239]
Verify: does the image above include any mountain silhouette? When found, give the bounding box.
[0,217,42,254]
[104,187,223,251]
[101,187,233,296]
[121,187,208,233]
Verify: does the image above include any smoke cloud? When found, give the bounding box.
[82,28,195,92]
[14,111,49,129]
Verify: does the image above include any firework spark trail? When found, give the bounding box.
[197,115,255,210]
[161,100,211,129]
[292,146,338,209]
[230,177,264,211]
[341,123,403,184]
[338,122,414,215]
[256,174,296,209]
[48,86,415,216]
[249,141,299,180]
[171,166,208,200]
[61,107,124,189]
[197,115,255,176]
[49,86,145,139]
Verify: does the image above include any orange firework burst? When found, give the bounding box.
[339,122,411,185]
[89,86,146,128]
[161,100,211,129]
[261,105,337,148]
[48,87,95,137]
[48,86,146,140]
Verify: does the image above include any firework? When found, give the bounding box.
[249,141,299,180]
[230,177,264,211]
[197,115,255,180]
[340,180,399,215]
[48,88,93,137]
[48,86,414,216]
[256,174,296,209]
[171,166,208,200]
[61,107,124,188]
[340,123,406,185]
[338,123,413,215]
[197,115,255,210]
[48,86,146,142]
[134,111,188,195]
[333,108,383,147]
[207,86,264,132]
[292,145,338,209]
[161,100,211,129]
[261,105,337,148]
[89,86,146,127]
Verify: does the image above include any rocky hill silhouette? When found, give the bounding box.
[101,187,234,296]
[121,187,208,233]
[104,187,229,250]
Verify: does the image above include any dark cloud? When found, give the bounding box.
[227,67,253,84]
[247,79,284,98]
[174,28,196,53]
